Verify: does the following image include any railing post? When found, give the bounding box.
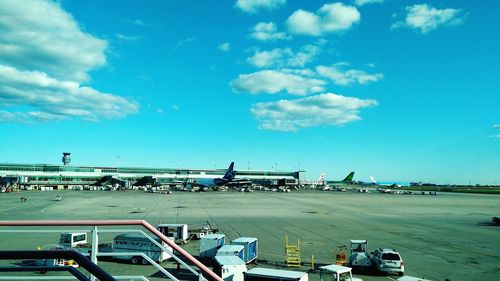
[90,226,99,281]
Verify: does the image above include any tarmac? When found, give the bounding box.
[0,189,499,281]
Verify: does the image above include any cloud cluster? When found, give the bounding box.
[251,93,378,131]
[316,63,383,86]
[247,44,321,68]
[286,2,361,36]
[355,0,384,6]
[0,65,138,123]
[230,70,326,95]
[235,0,287,14]
[0,0,138,123]
[231,1,387,131]
[392,4,466,34]
[250,22,290,41]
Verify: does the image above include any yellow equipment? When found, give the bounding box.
[285,236,301,267]
[335,245,347,265]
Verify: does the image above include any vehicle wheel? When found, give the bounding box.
[399,272,404,276]
[131,256,140,264]
[141,258,149,265]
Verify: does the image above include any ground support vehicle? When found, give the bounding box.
[112,234,173,264]
[348,240,372,270]
[35,244,79,273]
[319,264,363,281]
[371,248,404,275]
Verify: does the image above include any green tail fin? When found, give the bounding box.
[342,172,355,182]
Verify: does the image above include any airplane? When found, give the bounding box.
[368,176,410,189]
[326,172,355,185]
[313,173,325,189]
[190,162,252,190]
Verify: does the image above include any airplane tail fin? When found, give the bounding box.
[317,173,325,185]
[343,172,355,182]
[370,176,377,183]
[223,162,235,180]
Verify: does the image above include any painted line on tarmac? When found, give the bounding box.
[386,277,397,281]
[0,204,26,212]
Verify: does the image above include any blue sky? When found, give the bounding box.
[0,0,498,185]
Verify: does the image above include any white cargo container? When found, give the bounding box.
[319,264,363,281]
[231,237,257,263]
[216,245,244,261]
[244,268,308,281]
[214,256,247,281]
[200,234,225,258]
[112,234,173,264]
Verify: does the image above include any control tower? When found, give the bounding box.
[62,152,71,166]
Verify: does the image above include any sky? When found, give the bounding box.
[0,0,499,185]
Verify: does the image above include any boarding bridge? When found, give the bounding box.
[93,176,128,188]
[0,220,223,281]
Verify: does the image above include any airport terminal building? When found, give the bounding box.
[0,160,302,189]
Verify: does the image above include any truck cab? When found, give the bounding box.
[59,232,88,248]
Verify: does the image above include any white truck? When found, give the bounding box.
[112,234,173,264]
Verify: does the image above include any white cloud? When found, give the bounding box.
[247,49,289,68]
[316,63,383,86]
[218,42,231,52]
[0,0,138,123]
[172,37,196,50]
[130,19,153,27]
[172,104,180,111]
[247,44,321,68]
[235,0,287,14]
[494,124,500,129]
[116,33,141,41]
[230,70,326,95]
[286,2,361,36]
[250,22,290,41]
[392,4,466,34]
[251,93,378,131]
[355,0,384,6]
[0,65,138,123]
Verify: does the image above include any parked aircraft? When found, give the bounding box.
[369,176,410,188]
[313,174,325,188]
[191,162,252,189]
[316,172,355,190]
[327,172,355,185]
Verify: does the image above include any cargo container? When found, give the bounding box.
[231,237,257,263]
[200,234,226,258]
[157,223,189,243]
[244,268,308,281]
[214,256,247,281]
[217,245,244,261]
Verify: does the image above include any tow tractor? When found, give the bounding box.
[319,264,363,281]
[348,240,372,270]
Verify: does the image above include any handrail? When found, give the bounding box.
[0,220,223,281]
[0,250,116,281]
